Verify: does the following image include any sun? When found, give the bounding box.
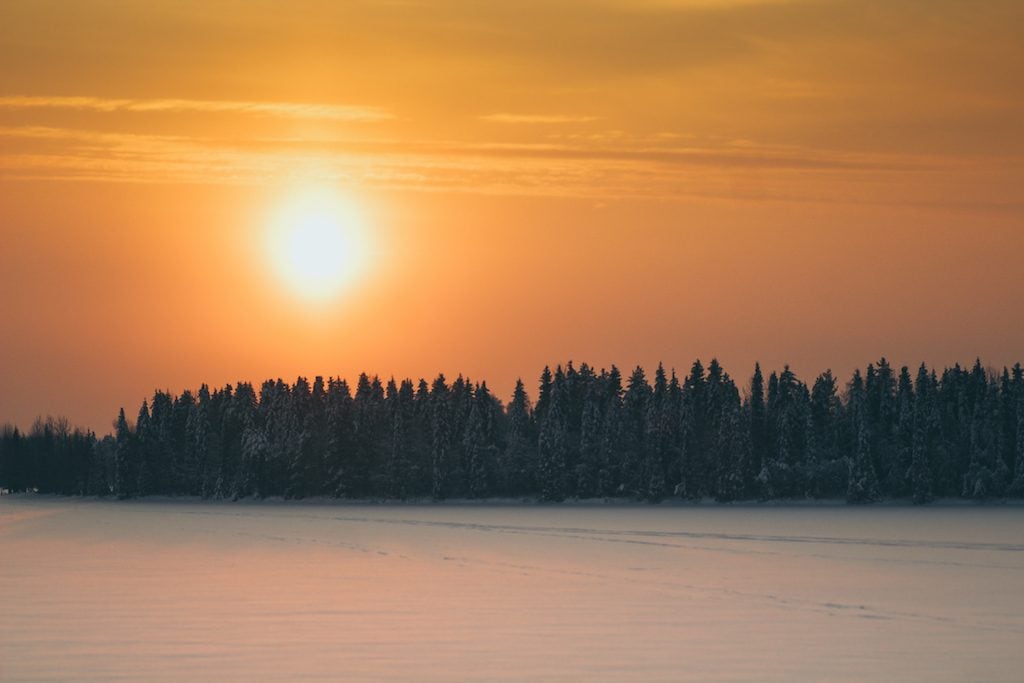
[266,187,371,302]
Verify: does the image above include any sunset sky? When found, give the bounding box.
[2,0,1022,433]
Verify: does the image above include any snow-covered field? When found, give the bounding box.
[1,497,1022,682]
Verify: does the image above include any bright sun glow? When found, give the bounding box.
[266,188,371,302]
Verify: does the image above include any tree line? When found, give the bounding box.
[3,358,1024,504]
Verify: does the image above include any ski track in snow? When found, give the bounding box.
[168,507,1024,553]
[173,507,1024,568]
[155,506,1024,635]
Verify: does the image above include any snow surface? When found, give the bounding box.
[1,497,1023,682]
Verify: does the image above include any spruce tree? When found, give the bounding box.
[748,363,767,476]
[757,366,806,498]
[910,364,935,504]
[807,371,843,498]
[887,367,915,498]
[962,381,1007,499]
[534,366,553,427]
[18,356,1024,505]
[1009,364,1024,496]
[385,379,416,499]
[678,360,707,498]
[504,379,536,496]
[349,374,387,497]
[867,358,898,492]
[447,374,474,497]
[847,372,880,503]
[222,382,256,498]
[715,404,750,502]
[622,366,651,498]
[114,408,136,498]
[538,384,568,502]
[599,368,624,497]
[642,363,671,502]
[239,422,268,498]
[134,399,152,495]
[429,374,452,499]
[704,360,741,500]
[324,378,354,497]
[465,383,497,499]
[186,385,215,497]
[171,389,196,494]
[576,385,604,499]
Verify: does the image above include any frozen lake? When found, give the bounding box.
[2,497,1023,682]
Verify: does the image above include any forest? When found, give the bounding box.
[2,358,1023,504]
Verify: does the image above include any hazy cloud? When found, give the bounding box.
[480,114,601,124]
[0,96,395,122]
[2,123,1003,214]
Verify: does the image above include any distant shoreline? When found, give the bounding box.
[4,492,1023,508]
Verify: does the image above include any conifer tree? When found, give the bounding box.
[847,371,880,503]
[0,425,23,492]
[807,371,844,498]
[715,404,750,502]
[910,364,935,504]
[504,379,536,496]
[757,366,806,498]
[12,356,1024,504]
[538,384,569,502]
[747,363,768,487]
[866,358,898,491]
[642,363,672,502]
[561,362,587,486]
[535,366,554,427]
[325,378,355,496]
[997,369,1016,481]
[705,360,741,500]
[239,421,268,498]
[90,434,116,496]
[349,374,386,497]
[114,408,136,498]
[466,382,498,498]
[1009,364,1024,496]
[962,380,1006,499]
[599,368,624,497]
[186,385,215,497]
[621,366,651,498]
[447,374,475,497]
[677,360,707,498]
[134,399,152,496]
[222,382,256,498]
[286,376,327,498]
[385,378,416,499]
[887,367,915,498]
[170,389,195,493]
[430,374,452,499]
[576,378,605,498]
[405,379,433,498]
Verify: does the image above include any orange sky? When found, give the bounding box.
[2,0,1023,432]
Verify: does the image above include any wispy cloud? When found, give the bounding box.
[480,114,600,125]
[0,123,1000,214]
[0,96,394,122]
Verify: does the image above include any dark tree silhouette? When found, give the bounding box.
[3,357,1023,505]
